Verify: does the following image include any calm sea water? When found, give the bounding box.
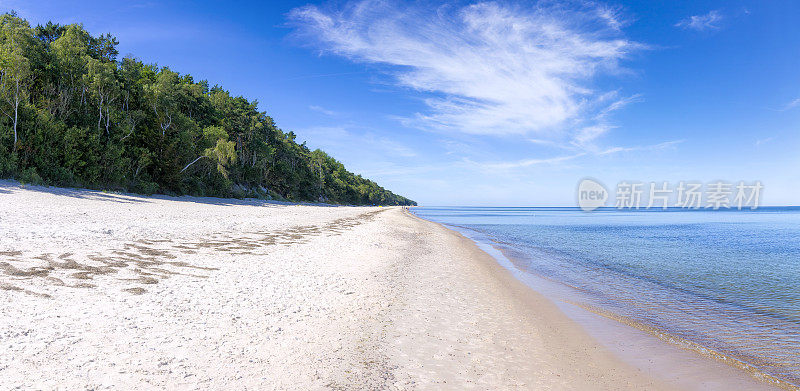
[412,207,800,387]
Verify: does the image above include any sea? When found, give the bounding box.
[411,206,800,387]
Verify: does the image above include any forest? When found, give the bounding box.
[0,13,415,206]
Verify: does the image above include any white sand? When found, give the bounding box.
[0,180,743,390]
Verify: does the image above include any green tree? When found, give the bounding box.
[145,68,181,136]
[0,14,33,149]
[50,24,89,119]
[0,14,416,206]
[84,57,118,134]
[179,125,236,178]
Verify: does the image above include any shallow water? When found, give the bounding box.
[412,207,800,387]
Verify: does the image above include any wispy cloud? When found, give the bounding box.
[474,153,586,170]
[278,71,365,82]
[755,136,775,147]
[571,124,615,150]
[128,2,158,9]
[472,139,683,171]
[596,139,683,155]
[309,105,340,116]
[527,138,571,149]
[781,98,800,111]
[299,125,417,158]
[289,0,643,137]
[675,10,723,31]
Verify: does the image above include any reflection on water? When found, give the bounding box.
[412,207,800,387]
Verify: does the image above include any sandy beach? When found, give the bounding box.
[0,180,747,390]
[2,1,796,388]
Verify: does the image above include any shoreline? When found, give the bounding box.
[401,210,673,389]
[416,214,787,390]
[0,182,663,388]
[0,182,783,389]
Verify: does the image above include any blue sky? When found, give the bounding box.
[6,0,800,205]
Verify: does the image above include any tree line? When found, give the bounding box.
[0,13,415,206]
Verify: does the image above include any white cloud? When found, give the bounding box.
[782,98,800,111]
[475,153,586,170]
[595,4,625,31]
[675,10,723,31]
[571,124,615,150]
[471,139,683,171]
[755,136,775,147]
[596,92,643,117]
[299,125,417,158]
[289,0,643,136]
[527,138,570,149]
[596,139,683,155]
[309,105,339,116]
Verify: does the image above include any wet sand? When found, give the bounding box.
[447,224,783,390]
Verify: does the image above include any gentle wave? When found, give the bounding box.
[413,207,800,388]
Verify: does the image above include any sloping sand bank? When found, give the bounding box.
[0,181,760,389]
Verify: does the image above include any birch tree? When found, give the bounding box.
[119,56,145,141]
[0,14,33,149]
[50,25,89,118]
[180,125,236,177]
[145,68,181,136]
[0,13,416,206]
[85,57,118,134]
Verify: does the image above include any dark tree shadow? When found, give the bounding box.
[0,180,149,204]
[0,180,344,207]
